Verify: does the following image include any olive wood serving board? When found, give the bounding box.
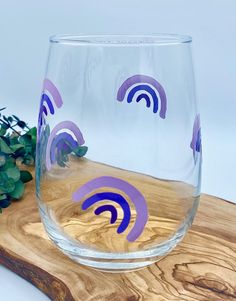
[0,170,236,301]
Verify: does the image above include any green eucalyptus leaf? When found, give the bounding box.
[29,127,37,148]
[0,171,8,181]
[0,198,11,208]
[14,147,26,157]
[0,153,6,167]
[10,143,24,152]
[2,123,10,130]
[12,115,20,121]
[57,152,68,167]
[73,145,88,157]
[24,144,32,153]
[9,180,24,199]
[0,194,7,200]
[32,136,37,147]
[7,157,15,163]
[0,126,7,136]
[0,175,15,193]
[6,166,20,182]
[1,157,15,170]
[22,154,34,166]
[8,116,13,123]
[0,137,12,154]
[27,127,37,137]
[0,110,37,212]
[3,116,9,123]
[19,134,31,145]
[10,136,19,145]
[17,120,26,129]
[20,170,33,183]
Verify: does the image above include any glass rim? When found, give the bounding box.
[50,33,192,46]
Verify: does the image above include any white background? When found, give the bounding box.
[0,1,235,300]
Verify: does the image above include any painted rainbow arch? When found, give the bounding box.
[46,120,85,171]
[117,74,167,119]
[72,176,149,242]
[38,79,63,131]
[190,114,202,163]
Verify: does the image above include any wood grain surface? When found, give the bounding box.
[0,167,236,300]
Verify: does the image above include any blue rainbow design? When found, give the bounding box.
[38,79,63,135]
[50,132,78,165]
[127,84,158,113]
[82,192,131,233]
[41,93,55,117]
[72,176,148,242]
[46,121,85,171]
[190,114,202,163]
[117,74,167,118]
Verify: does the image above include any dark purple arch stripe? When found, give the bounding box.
[117,74,167,118]
[42,106,48,116]
[83,192,131,233]
[38,105,48,127]
[196,130,201,152]
[38,94,52,126]
[136,93,151,108]
[41,93,55,115]
[94,204,118,224]
[127,85,158,113]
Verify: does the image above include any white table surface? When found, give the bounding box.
[0,266,50,301]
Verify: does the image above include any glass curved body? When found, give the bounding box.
[36,34,202,272]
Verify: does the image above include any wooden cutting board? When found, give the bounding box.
[0,173,236,301]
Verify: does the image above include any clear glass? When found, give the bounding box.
[36,34,202,272]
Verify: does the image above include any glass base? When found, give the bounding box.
[38,200,198,272]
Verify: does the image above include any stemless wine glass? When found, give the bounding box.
[36,34,202,272]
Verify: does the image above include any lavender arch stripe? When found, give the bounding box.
[46,121,85,171]
[43,79,63,108]
[117,74,167,118]
[72,176,148,242]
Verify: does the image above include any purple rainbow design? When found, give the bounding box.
[117,74,167,119]
[38,79,63,134]
[46,121,85,171]
[82,192,131,234]
[72,176,148,242]
[43,79,63,108]
[190,114,202,163]
[50,132,78,164]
